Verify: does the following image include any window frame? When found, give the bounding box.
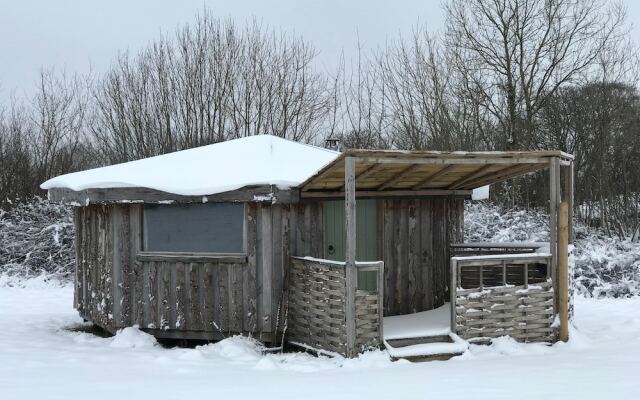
[138,202,247,260]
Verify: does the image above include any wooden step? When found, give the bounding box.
[392,351,465,362]
[384,333,468,362]
[385,335,453,348]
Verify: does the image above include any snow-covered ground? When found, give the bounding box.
[2,199,639,398]
[2,280,639,400]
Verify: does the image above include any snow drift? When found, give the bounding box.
[2,285,640,399]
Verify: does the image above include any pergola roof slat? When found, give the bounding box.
[377,164,423,191]
[457,163,547,190]
[411,165,455,190]
[298,148,572,198]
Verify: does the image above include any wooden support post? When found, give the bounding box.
[549,157,561,313]
[344,156,357,357]
[565,162,575,244]
[558,202,569,342]
[450,258,457,334]
[377,261,385,344]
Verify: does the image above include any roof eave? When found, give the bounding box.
[48,185,300,206]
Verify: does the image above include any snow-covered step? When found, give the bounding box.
[384,303,454,340]
[384,333,468,361]
[383,303,469,361]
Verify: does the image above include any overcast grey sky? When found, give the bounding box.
[1,0,639,102]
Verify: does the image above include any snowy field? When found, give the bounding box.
[2,280,639,400]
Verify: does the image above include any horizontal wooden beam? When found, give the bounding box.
[453,257,551,267]
[344,149,574,161]
[300,189,472,199]
[450,242,545,249]
[48,185,299,205]
[136,252,248,264]
[353,156,552,165]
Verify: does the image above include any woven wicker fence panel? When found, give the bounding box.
[455,280,555,343]
[354,291,380,350]
[288,258,347,355]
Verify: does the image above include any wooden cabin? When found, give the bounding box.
[42,135,574,359]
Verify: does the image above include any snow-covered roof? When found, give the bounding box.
[41,135,340,196]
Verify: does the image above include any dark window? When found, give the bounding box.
[143,203,244,253]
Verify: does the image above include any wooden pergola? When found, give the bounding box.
[298,149,574,355]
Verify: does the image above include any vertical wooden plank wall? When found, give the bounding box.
[256,203,272,334]
[74,205,119,333]
[73,207,83,314]
[74,201,323,340]
[73,204,141,333]
[74,203,263,339]
[73,198,460,339]
[132,259,254,336]
[382,198,464,316]
[129,205,143,326]
[255,202,323,337]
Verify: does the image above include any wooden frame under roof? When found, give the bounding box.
[298,149,574,198]
[318,150,574,355]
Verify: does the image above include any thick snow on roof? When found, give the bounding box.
[41,135,339,196]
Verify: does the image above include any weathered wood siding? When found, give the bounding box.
[134,259,255,337]
[382,198,464,316]
[255,201,324,335]
[287,202,324,258]
[74,204,142,333]
[73,197,462,341]
[74,201,322,340]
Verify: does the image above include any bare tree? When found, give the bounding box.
[0,100,33,203]
[445,0,627,150]
[91,15,331,163]
[328,41,389,149]
[31,70,90,184]
[376,27,485,151]
[0,71,90,206]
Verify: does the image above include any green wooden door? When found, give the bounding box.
[323,199,378,291]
